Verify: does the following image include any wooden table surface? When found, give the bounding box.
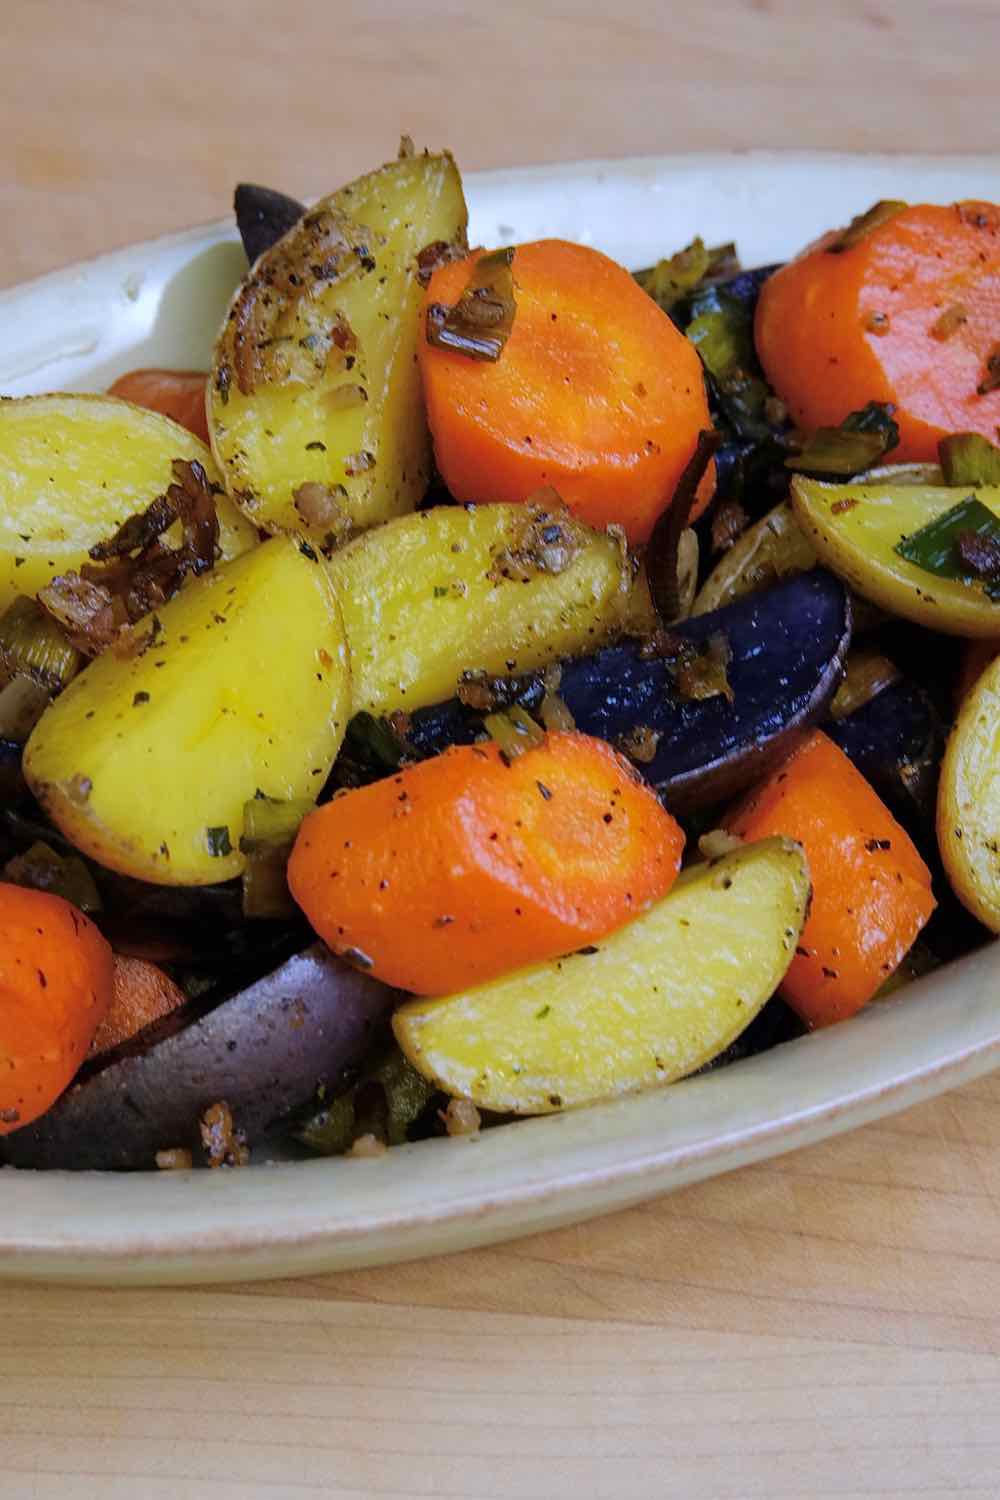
[3,3,1000,1495]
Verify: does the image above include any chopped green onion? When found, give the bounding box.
[205,825,233,858]
[297,1048,437,1155]
[634,238,739,313]
[239,795,313,918]
[425,247,516,362]
[939,433,1000,487]
[0,596,81,693]
[683,286,776,444]
[787,401,899,477]
[895,496,1000,600]
[0,676,51,742]
[826,200,907,253]
[484,705,545,759]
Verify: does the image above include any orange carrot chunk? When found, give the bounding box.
[88,955,188,1060]
[418,239,715,545]
[288,730,684,995]
[755,201,1000,463]
[107,369,211,443]
[726,730,935,1028]
[0,883,113,1133]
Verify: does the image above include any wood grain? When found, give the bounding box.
[3,0,1000,1494]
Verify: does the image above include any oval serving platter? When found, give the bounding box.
[2,151,1000,1285]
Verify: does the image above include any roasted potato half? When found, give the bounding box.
[394,836,811,1114]
[24,538,351,885]
[937,650,1000,933]
[0,394,257,612]
[791,472,1000,636]
[209,151,468,542]
[327,501,634,715]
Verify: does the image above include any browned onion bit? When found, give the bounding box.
[426,247,516,362]
[645,428,722,626]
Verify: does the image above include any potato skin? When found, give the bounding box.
[0,394,256,612]
[24,538,351,885]
[394,837,810,1113]
[328,502,634,715]
[791,473,1000,637]
[937,650,1000,933]
[210,152,468,541]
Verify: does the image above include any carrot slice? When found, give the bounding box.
[725,730,935,1028]
[755,201,1000,462]
[0,883,113,1133]
[88,956,188,1059]
[107,369,210,443]
[418,240,715,544]
[288,730,684,995]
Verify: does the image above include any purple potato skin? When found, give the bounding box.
[2,944,398,1171]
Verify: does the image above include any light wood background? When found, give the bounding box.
[3,2,1000,1495]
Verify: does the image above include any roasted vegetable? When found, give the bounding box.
[290,731,684,995]
[727,731,936,1027]
[827,676,944,838]
[89,956,188,1059]
[0,395,256,614]
[234,183,306,265]
[367,569,852,815]
[327,501,634,715]
[210,151,468,541]
[0,883,113,1134]
[937,649,1000,933]
[1,943,397,1170]
[418,238,716,544]
[24,538,351,885]
[106,370,212,444]
[393,836,810,1113]
[791,473,1000,636]
[756,200,1000,462]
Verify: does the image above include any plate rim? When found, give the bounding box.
[2,149,999,1285]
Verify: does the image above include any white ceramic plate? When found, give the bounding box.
[2,152,999,1286]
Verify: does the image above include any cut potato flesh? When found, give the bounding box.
[328,501,634,715]
[209,152,468,541]
[24,538,351,885]
[938,650,1000,932]
[0,394,257,612]
[791,473,1000,636]
[393,836,810,1113]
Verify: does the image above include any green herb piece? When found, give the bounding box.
[426,247,516,362]
[484,704,545,759]
[205,825,233,858]
[826,200,907,253]
[634,238,739,314]
[895,496,1000,600]
[787,401,900,477]
[684,286,775,444]
[939,433,1000,487]
[297,1048,437,1155]
[239,795,314,918]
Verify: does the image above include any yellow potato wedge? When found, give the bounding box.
[791,473,1000,636]
[393,836,810,1114]
[328,501,633,715]
[0,394,257,613]
[209,151,468,542]
[24,538,350,885]
[937,650,1000,932]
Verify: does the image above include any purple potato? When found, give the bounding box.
[234,183,306,264]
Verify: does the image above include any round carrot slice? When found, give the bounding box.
[288,731,684,995]
[0,883,113,1133]
[755,201,1000,462]
[418,239,715,544]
